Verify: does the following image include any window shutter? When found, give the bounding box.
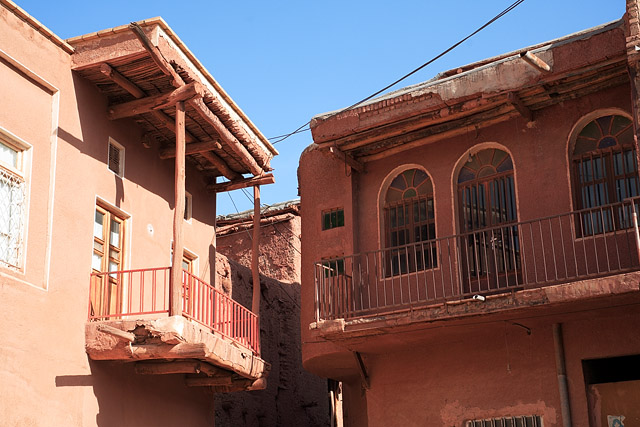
[108,141,123,176]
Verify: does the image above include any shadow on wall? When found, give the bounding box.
[215,256,331,427]
[56,359,214,427]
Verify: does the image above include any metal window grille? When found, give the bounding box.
[466,415,543,427]
[0,167,25,268]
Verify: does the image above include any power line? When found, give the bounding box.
[268,0,526,145]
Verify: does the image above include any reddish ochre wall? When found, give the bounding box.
[299,18,640,427]
[0,6,218,426]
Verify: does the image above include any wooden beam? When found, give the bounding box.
[130,23,185,87]
[189,98,264,176]
[108,82,205,120]
[328,146,365,173]
[206,174,275,193]
[159,140,222,159]
[506,92,533,122]
[128,24,264,176]
[96,324,135,342]
[353,352,370,390]
[100,63,199,143]
[170,101,186,316]
[251,185,261,356]
[185,375,234,387]
[135,361,224,376]
[200,152,242,181]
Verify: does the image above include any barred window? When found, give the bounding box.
[0,140,26,269]
[465,415,543,427]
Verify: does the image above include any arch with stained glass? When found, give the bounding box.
[383,168,436,275]
[571,114,639,235]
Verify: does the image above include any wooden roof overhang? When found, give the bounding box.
[67,19,277,192]
[310,20,630,166]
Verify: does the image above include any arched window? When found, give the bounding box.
[383,168,436,274]
[456,148,519,291]
[571,114,639,234]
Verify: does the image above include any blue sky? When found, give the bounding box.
[18,0,626,214]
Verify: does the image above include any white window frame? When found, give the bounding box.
[0,129,31,270]
[107,137,125,177]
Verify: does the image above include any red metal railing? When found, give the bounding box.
[88,267,259,354]
[315,198,640,321]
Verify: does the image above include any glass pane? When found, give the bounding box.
[611,115,632,135]
[598,136,616,149]
[596,115,613,134]
[323,213,330,230]
[94,211,104,239]
[337,210,344,227]
[390,208,396,228]
[413,169,428,187]
[182,259,190,270]
[579,120,601,140]
[92,252,102,271]
[0,142,18,169]
[108,260,118,273]
[330,211,337,228]
[110,219,121,248]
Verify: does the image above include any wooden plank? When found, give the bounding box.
[206,174,275,193]
[108,82,205,120]
[134,361,224,375]
[159,140,222,159]
[190,98,264,176]
[170,101,186,316]
[328,146,365,173]
[96,324,135,342]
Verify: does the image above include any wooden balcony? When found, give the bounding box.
[312,199,640,335]
[85,267,268,392]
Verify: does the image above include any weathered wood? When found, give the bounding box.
[130,23,185,87]
[189,98,264,176]
[353,351,370,390]
[206,174,275,193]
[185,375,234,387]
[96,324,135,342]
[100,63,199,143]
[506,92,533,122]
[200,151,242,181]
[251,185,261,353]
[159,140,222,159]
[328,146,365,173]
[170,101,186,316]
[135,361,224,376]
[520,51,552,72]
[108,82,205,120]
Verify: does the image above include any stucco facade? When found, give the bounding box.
[0,2,275,425]
[300,3,640,426]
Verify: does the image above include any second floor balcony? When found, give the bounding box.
[85,266,268,392]
[313,199,640,327]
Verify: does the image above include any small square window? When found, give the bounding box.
[184,191,192,221]
[108,138,125,177]
[322,208,344,230]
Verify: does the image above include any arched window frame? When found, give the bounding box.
[381,167,437,274]
[569,112,639,235]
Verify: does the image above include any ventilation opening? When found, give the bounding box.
[465,415,543,427]
[108,139,124,177]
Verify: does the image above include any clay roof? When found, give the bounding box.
[67,18,277,183]
[310,19,629,161]
[217,199,300,224]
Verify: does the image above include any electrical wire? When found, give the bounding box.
[268,0,526,144]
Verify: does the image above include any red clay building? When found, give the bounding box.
[300,2,640,426]
[0,1,279,425]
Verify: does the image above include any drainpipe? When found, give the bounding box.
[553,323,572,427]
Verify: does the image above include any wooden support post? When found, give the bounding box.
[170,101,186,316]
[251,185,261,320]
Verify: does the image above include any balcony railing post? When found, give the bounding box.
[633,207,640,265]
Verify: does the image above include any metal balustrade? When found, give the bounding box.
[89,266,259,354]
[314,198,640,321]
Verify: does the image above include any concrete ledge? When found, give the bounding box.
[85,315,269,382]
[312,272,640,339]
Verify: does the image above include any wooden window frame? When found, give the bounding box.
[322,208,344,231]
